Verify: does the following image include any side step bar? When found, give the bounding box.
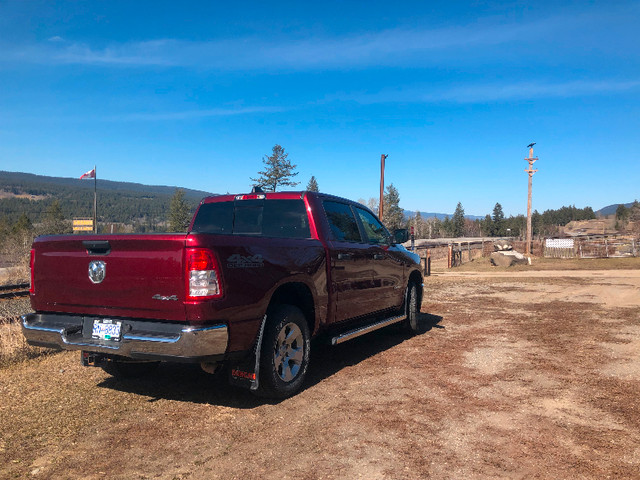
[331,314,406,346]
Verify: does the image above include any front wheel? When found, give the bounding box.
[404,282,420,334]
[257,305,310,399]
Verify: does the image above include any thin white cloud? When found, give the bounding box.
[101,106,285,122]
[429,80,640,103]
[0,13,596,70]
[1,106,284,123]
[326,79,640,104]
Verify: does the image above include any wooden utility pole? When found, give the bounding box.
[525,144,538,255]
[93,165,97,233]
[379,154,388,219]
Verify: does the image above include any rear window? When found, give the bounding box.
[190,199,311,238]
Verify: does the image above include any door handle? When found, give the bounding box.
[337,253,353,260]
[373,254,385,260]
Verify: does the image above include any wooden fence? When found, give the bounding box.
[414,240,487,274]
[412,238,547,273]
[577,236,638,258]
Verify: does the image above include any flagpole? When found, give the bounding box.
[93,165,97,234]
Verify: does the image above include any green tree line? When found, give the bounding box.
[404,200,597,239]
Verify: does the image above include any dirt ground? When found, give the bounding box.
[1,263,640,479]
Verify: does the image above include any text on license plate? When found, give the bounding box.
[92,319,122,341]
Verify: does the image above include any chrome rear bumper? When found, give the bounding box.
[22,313,228,361]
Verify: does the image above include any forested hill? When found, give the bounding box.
[0,171,215,228]
[596,202,635,217]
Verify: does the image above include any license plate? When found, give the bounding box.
[92,319,122,342]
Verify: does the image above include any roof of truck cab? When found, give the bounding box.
[200,191,357,204]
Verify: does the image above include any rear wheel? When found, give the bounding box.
[257,305,310,399]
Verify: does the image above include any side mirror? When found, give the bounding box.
[393,228,409,244]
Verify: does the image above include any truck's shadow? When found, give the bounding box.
[97,312,443,408]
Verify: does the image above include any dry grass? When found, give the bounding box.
[0,298,52,368]
[0,318,53,368]
[2,270,639,479]
[0,267,29,286]
[446,255,640,273]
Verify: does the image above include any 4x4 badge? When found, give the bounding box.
[227,254,264,269]
[88,261,106,284]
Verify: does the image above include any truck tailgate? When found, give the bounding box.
[31,234,188,321]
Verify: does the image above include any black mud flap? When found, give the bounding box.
[228,315,267,391]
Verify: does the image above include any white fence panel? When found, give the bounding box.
[545,238,575,258]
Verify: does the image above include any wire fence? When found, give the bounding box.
[411,234,639,274]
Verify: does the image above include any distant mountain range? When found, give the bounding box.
[0,170,632,225]
[0,171,484,223]
[596,202,636,217]
[0,170,216,226]
[0,170,213,200]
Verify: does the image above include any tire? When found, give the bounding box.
[102,359,160,378]
[404,282,420,334]
[257,305,310,399]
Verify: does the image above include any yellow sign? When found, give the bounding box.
[73,219,94,232]
[73,219,94,226]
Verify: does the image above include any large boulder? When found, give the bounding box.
[493,239,513,251]
[490,251,529,267]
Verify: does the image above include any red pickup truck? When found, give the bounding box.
[22,191,423,398]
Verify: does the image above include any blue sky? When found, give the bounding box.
[0,0,638,216]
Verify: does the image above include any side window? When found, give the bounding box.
[356,208,390,245]
[323,201,362,243]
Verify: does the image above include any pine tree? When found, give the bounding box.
[492,203,505,237]
[630,200,640,234]
[482,214,494,237]
[40,200,68,235]
[306,175,319,192]
[414,211,426,239]
[382,183,404,230]
[615,204,629,230]
[441,216,453,237]
[629,201,640,221]
[251,144,299,192]
[13,213,32,233]
[452,202,465,237]
[168,189,191,232]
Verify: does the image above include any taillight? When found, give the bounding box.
[29,249,35,294]
[186,248,222,300]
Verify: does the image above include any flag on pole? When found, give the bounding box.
[80,168,96,179]
[79,166,98,233]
